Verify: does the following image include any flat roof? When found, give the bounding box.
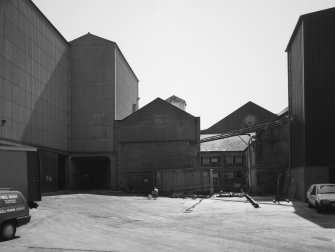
[285,7,335,52]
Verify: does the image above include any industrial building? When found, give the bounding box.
[116,98,201,193]
[201,101,276,134]
[245,108,289,195]
[200,101,289,195]
[286,7,335,200]
[0,0,139,200]
[200,135,249,192]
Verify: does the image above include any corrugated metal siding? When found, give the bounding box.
[304,10,335,165]
[288,23,305,167]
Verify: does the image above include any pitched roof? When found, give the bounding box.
[119,97,196,123]
[70,33,139,82]
[201,101,276,134]
[277,107,288,118]
[200,135,249,152]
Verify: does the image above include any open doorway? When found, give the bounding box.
[58,155,67,190]
[71,156,111,189]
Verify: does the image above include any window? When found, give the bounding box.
[210,157,220,167]
[235,171,242,178]
[235,156,243,164]
[0,193,23,206]
[223,172,233,179]
[226,156,233,165]
[201,157,210,166]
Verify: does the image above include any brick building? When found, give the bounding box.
[245,108,289,195]
[116,98,200,193]
[200,101,289,195]
[200,135,249,192]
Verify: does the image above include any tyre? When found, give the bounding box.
[307,199,313,208]
[315,203,322,214]
[0,222,16,241]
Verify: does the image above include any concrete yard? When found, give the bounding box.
[1,192,335,252]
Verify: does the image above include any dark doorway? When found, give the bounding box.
[71,157,111,189]
[129,172,154,194]
[256,170,277,195]
[58,155,66,190]
[39,150,58,193]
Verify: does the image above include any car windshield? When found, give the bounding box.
[318,185,335,194]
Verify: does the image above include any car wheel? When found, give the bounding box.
[307,200,313,208]
[0,222,16,241]
[315,202,322,214]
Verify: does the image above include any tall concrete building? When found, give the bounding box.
[0,0,139,197]
[69,34,138,189]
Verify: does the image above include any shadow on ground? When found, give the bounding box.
[254,196,335,228]
[291,201,335,228]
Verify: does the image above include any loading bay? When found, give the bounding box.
[1,192,335,252]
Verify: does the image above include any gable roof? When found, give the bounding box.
[200,135,249,152]
[286,7,335,52]
[70,33,116,46]
[201,101,276,134]
[70,33,139,82]
[119,97,196,123]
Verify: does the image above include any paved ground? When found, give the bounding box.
[1,192,335,252]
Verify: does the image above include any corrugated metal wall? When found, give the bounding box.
[288,23,306,167]
[304,10,335,166]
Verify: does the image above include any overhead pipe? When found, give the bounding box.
[198,116,290,144]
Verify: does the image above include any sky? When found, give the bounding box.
[32,0,335,129]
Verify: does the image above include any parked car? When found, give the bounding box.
[0,189,31,241]
[306,184,335,213]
